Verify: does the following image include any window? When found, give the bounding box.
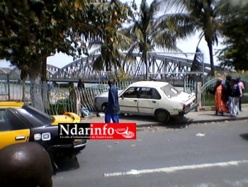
[139,87,161,99]
[160,84,180,98]
[122,87,140,98]
[139,87,151,98]
[0,109,29,131]
[0,110,10,131]
[22,105,53,124]
[151,88,161,99]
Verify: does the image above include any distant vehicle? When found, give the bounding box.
[94,81,198,122]
[0,101,86,159]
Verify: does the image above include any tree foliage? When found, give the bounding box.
[0,0,88,110]
[217,2,248,70]
[123,0,193,80]
[163,0,223,76]
[0,0,131,110]
[82,0,132,72]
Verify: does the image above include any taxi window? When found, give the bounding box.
[0,110,10,131]
[0,109,29,131]
[16,108,49,128]
[22,105,53,124]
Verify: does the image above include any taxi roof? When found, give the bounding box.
[0,101,25,108]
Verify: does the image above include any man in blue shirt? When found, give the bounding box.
[105,79,120,123]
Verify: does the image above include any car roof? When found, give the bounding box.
[0,101,24,108]
[129,81,169,88]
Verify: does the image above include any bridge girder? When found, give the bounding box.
[49,52,210,81]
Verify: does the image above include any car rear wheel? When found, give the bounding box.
[155,109,170,123]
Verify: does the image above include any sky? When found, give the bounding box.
[0,0,223,69]
[0,36,221,69]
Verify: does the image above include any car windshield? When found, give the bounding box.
[160,84,180,98]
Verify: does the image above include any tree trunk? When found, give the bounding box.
[21,80,26,101]
[144,51,149,80]
[42,81,50,110]
[41,59,50,110]
[29,73,44,113]
[207,41,215,77]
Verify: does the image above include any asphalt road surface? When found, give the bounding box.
[53,120,248,187]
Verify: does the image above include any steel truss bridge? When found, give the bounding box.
[3,52,223,83]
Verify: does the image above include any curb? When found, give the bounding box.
[135,117,248,129]
[179,117,248,126]
[82,106,248,127]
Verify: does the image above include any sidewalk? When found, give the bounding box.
[81,106,248,126]
[183,106,248,125]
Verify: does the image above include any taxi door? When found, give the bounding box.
[0,129,30,149]
[0,109,30,149]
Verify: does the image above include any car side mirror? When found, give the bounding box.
[120,95,124,99]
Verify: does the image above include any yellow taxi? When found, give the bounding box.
[0,101,86,158]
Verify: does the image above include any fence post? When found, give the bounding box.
[196,82,202,111]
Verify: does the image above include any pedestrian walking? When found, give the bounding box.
[229,78,241,117]
[222,75,232,105]
[208,77,229,115]
[105,79,120,123]
[237,77,245,111]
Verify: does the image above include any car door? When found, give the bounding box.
[137,87,161,114]
[0,109,30,149]
[119,87,140,113]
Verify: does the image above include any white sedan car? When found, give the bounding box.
[94,81,198,122]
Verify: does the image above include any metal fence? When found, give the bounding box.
[1,74,247,116]
[0,77,195,115]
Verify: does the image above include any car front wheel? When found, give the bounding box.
[155,109,170,123]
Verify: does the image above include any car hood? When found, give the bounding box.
[171,91,196,104]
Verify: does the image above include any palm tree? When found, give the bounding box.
[123,0,193,80]
[163,0,223,76]
[84,1,132,76]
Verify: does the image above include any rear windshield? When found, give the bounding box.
[22,105,53,124]
[160,84,180,98]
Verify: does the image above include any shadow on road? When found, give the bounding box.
[120,114,191,129]
[240,133,248,142]
[54,156,80,174]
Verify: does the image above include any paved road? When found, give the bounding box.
[53,120,248,187]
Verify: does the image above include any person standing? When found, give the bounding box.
[208,77,229,115]
[77,78,85,91]
[237,77,245,111]
[222,75,232,106]
[229,79,241,117]
[105,79,120,123]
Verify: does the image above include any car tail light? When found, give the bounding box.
[42,133,51,141]
[34,133,42,141]
[34,133,51,141]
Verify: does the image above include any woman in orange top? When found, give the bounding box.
[209,78,229,115]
